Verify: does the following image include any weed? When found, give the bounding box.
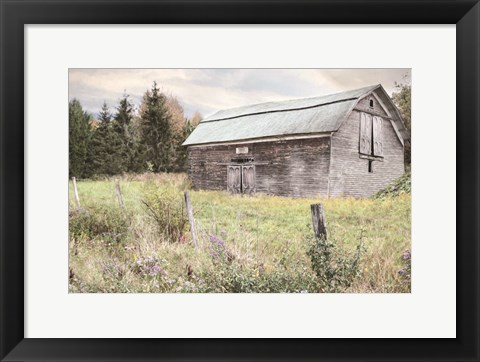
[141,181,188,243]
[307,232,365,293]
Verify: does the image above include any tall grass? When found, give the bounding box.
[68,173,411,293]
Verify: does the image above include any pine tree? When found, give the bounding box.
[113,93,136,173]
[140,82,175,172]
[90,101,123,175]
[69,99,92,178]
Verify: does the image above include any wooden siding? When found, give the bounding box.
[355,93,389,117]
[187,137,331,197]
[329,108,404,198]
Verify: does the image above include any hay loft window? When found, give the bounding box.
[369,99,374,109]
[359,112,384,158]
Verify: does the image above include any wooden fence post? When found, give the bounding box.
[310,203,327,240]
[114,179,125,209]
[184,191,199,249]
[72,177,81,209]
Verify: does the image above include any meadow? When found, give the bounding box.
[68,173,411,293]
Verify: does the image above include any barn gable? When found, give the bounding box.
[183,84,407,147]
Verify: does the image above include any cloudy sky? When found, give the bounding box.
[69,69,411,119]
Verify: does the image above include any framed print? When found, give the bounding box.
[1,0,479,361]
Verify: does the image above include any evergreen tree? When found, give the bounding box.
[127,116,146,173]
[69,99,92,178]
[140,82,174,172]
[90,101,123,175]
[113,93,136,173]
[174,118,194,171]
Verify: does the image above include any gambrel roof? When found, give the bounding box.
[183,84,408,146]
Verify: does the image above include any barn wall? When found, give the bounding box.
[187,137,331,197]
[329,109,404,197]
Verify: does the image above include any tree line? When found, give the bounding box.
[69,81,202,178]
[391,80,411,165]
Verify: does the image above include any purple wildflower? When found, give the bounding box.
[402,250,411,260]
[135,256,164,278]
[208,234,226,260]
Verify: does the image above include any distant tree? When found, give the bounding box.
[190,111,203,128]
[113,93,136,173]
[165,95,193,171]
[392,80,411,165]
[165,95,186,136]
[90,101,124,175]
[69,99,92,178]
[140,81,175,172]
[174,114,203,171]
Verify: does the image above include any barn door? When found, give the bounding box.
[372,116,384,156]
[227,166,242,194]
[241,165,256,195]
[227,165,255,195]
[359,112,372,155]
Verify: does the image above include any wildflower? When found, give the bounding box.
[402,250,411,260]
[398,269,405,275]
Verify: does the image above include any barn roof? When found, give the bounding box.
[183,84,386,146]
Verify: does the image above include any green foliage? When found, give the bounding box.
[201,263,320,293]
[140,82,175,172]
[90,102,124,176]
[392,80,411,164]
[307,234,364,293]
[69,83,203,178]
[141,181,188,242]
[69,206,131,243]
[113,93,137,173]
[69,99,93,178]
[374,171,411,199]
[174,118,197,172]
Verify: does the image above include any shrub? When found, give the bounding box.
[69,206,131,243]
[141,181,188,243]
[374,171,411,199]
[307,234,364,293]
[195,262,319,293]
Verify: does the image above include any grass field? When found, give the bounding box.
[68,173,411,293]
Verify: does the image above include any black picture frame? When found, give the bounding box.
[1,1,479,361]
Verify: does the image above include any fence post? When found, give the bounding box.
[310,203,327,240]
[114,178,125,209]
[72,177,81,209]
[184,191,199,249]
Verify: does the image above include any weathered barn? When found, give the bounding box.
[183,84,408,198]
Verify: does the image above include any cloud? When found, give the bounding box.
[69,68,411,118]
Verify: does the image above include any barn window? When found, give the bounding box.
[369,99,374,108]
[359,113,383,157]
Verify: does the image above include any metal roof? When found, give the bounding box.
[183,84,380,146]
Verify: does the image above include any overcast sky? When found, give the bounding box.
[69,69,411,119]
